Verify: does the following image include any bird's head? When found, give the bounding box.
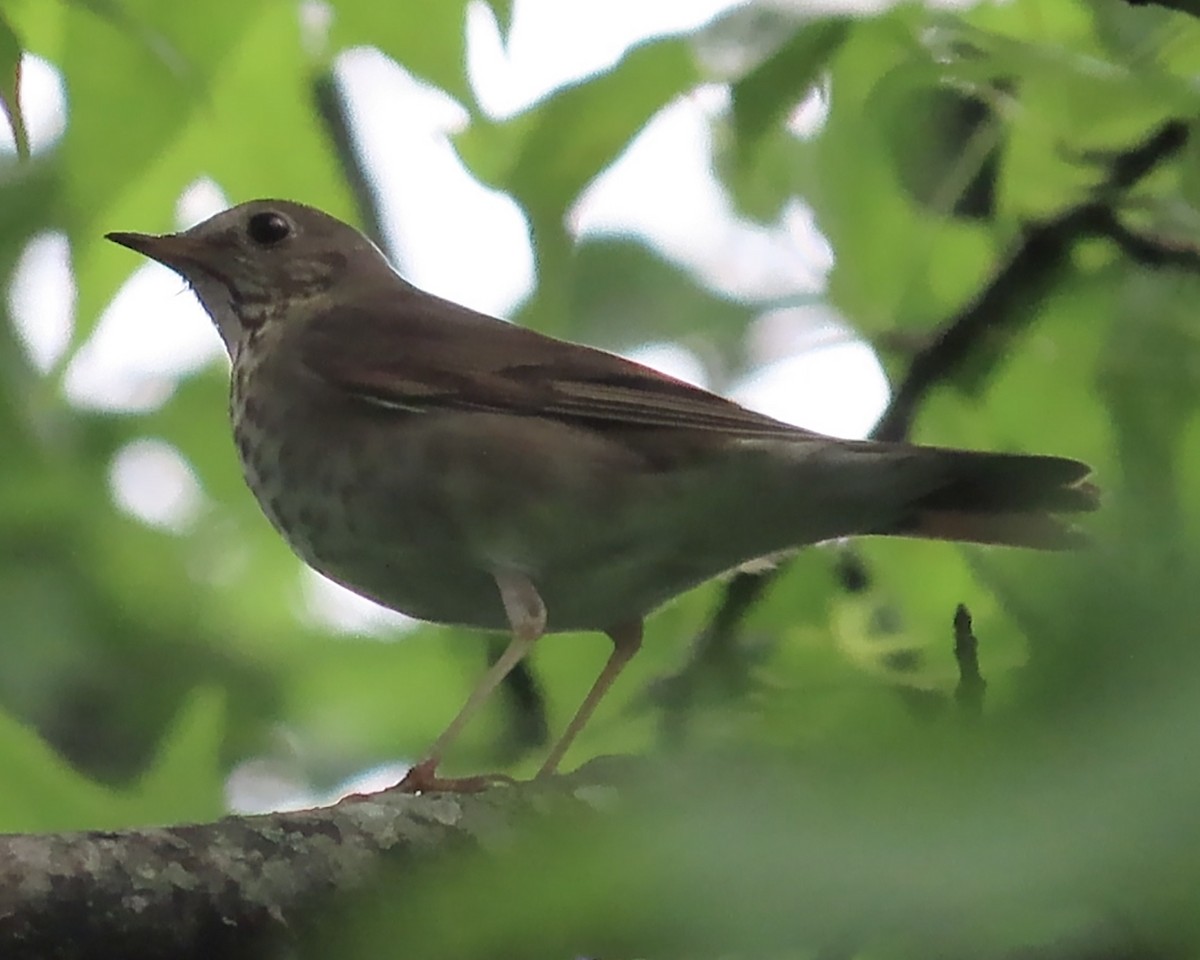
[107,199,394,358]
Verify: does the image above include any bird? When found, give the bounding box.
[107,199,1098,792]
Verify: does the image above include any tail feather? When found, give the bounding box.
[878,449,1098,550]
[901,508,1089,550]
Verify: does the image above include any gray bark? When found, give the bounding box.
[0,776,614,960]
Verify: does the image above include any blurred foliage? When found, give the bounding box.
[1,0,1200,956]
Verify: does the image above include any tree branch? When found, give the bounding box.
[0,756,1173,960]
[311,70,390,254]
[0,778,606,960]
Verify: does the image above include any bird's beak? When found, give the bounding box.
[105,231,206,275]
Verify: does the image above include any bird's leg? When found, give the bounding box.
[391,569,546,794]
[537,619,644,778]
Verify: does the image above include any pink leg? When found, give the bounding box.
[537,619,644,778]
[389,570,546,794]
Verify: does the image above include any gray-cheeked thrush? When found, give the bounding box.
[107,199,1098,792]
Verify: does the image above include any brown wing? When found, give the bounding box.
[299,284,818,438]
[301,281,1099,549]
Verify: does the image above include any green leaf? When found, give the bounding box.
[871,68,1001,221]
[458,35,701,335]
[464,37,700,230]
[332,0,471,103]
[121,687,227,825]
[730,17,850,167]
[716,115,811,223]
[68,0,357,349]
[0,0,65,61]
[567,235,756,365]
[65,0,187,75]
[62,0,276,337]
[0,689,224,832]
[182,2,358,216]
[1099,266,1200,514]
[0,705,127,832]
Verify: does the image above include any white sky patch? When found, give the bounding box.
[764,0,982,11]
[336,48,536,319]
[8,231,74,372]
[61,176,229,411]
[734,304,888,438]
[302,568,419,638]
[571,88,831,301]
[733,331,889,441]
[625,340,710,388]
[733,344,889,439]
[467,0,739,119]
[227,756,414,813]
[176,178,231,230]
[746,302,849,365]
[225,756,318,815]
[64,262,223,412]
[324,762,413,803]
[788,84,831,139]
[109,438,205,531]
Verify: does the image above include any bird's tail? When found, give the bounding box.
[874,447,1099,550]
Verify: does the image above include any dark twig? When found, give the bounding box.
[871,209,1079,442]
[1098,121,1188,194]
[872,120,1189,443]
[653,569,775,746]
[953,603,986,716]
[311,70,390,254]
[1093,212,1200,271]
[489,643,550,759]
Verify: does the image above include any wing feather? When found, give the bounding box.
[300,289,816,438]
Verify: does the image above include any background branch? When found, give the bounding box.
[872,121,1188,443]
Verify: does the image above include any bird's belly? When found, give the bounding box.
[233,409,707,632]
[303,488,704,633]
[316,539,681,632]
[233,432,499,626]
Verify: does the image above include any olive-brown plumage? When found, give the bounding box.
[108,200,1098,791]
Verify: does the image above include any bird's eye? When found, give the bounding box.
[246,211,292,246]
